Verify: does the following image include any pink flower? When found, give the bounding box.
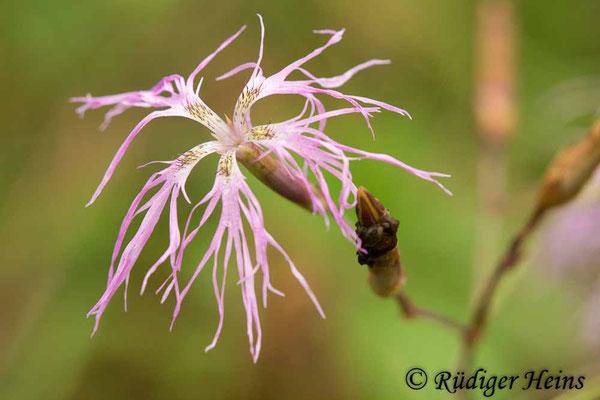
[72,16,450,362]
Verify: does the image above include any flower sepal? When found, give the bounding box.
[236,143,324,212]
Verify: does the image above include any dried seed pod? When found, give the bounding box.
[355,187,406,297]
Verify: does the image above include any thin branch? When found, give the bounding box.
[462,208,545,357]
[396,291,467,333]
[391,207,545,373]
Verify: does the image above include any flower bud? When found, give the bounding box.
[536,118,600,213]
[355,187,406,297]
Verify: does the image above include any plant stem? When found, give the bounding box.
[396,292,467,333]
[461,208,544,359]
[393,207,545,372]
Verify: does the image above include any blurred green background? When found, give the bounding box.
[2,0,600,399]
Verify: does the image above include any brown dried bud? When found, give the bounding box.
[355,187,406,297]
[536,118,600,213]
[356,186,387,227]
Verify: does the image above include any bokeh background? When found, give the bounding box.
[2,0,600,399]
